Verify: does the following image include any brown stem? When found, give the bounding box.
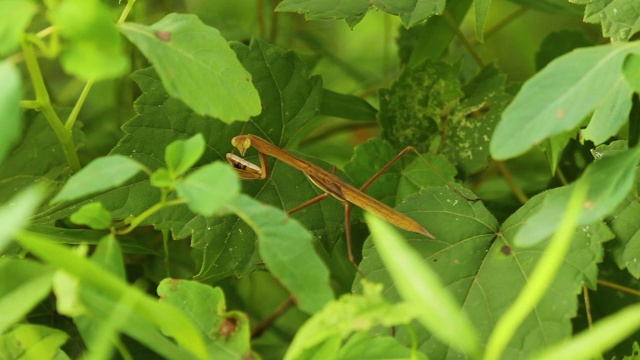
[251,296,295,338]
[496,161,528,204]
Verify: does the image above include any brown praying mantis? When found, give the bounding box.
[226,134,439,271]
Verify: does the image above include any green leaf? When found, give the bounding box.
[0,324,68,359]
[157,279,254,358]
[150,168,173,188]
[491,42,640,160]
[335,332,427,360]
[276,0,445,28]
[119,13,261,121]
[0,259,54,333]
[0,112,84,205]
[374,0,445,27]
[176,162,240,217]
[485,183,587,359]
[275,0,370,28]
[69,202,112,230]
[52,155,144,203]
[225,194,334,314]
[319,89,377,121]
[397,0,473,67]
[0,187,42,253]
[580,77,632,145]
[533,302,640,360]
[165,133,205,177]
[0,60,22,165]
[0,0,39,56]
[514,147,640,247]
[509,0,583,15]
[609,196,640,277]
[623,52,640,93]
[474,0,492,42]
[365,213,481,357]
[380,60,463,152]
[49,0,129,80]
[285,281,417,360]
[571,0,640,41]
[15,231,208,359]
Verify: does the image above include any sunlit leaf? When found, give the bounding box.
[165,133,205,177]
[0,324,68,359]
[176,162,239,217]
[0,60,22,165]
[119,13,261,121]
[69,202,112,230]
[491,42,640,160]
[571,0,640,41]
[0,0,39,56]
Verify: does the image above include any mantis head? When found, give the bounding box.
[231,136,252,155]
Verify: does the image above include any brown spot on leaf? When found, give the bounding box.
[219,317,238,336]
[501,245,512,255]
[155,30,172,42]
[556,109,565,118]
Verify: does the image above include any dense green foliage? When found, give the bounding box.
[2,1,640,359]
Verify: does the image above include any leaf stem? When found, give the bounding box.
[117,0,137,24]
[496,160,528,204]
[115,198,185,235]
[21,36,81,172]
[443,10,484,68]
[484,183,587,360]
[469,7,529,46]
[66,79,95,130]
[597,279,640,297]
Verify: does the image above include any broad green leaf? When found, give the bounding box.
[581,77,632,145]
[0,324,68,359]
[71,237,195,360]
[509,0,583,15]
[485,183,587,360]
[0,112,84,205]
[119,13,261,121]
[276,0,445,28]
[0,259,54,333]
[374,0,445,27]
[165,133,205,177]
[623,53,640,93]
[225,194,334,314]
[475,0,492,42]
[275,0,370,28]
[52,155,144,203]
[335,332,427,360]
[607,191,640,278]
[69,202,112,230]
[491,42,640,160]
[176,162,239,217]
[157,279,254,358]
[380,60,463,152]
[365,213,481,357]
[150,168,173,188]
[540,131,571,175]
[15,231,208,359]
[398,0,473,67]
[285,281,417,360]
[319,89,377,121]
[356,185,609,358]
[514,147,640,247]
[49,0,128,80]
[0,0,38,56]
[0,60,21,165]
[533,302,640,360]
[440,64,511,174]
[0,187,42,253]
[25,224,159,255]
[571,0,640,41]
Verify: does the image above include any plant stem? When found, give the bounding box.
[66,79,95,130]
[597,279,640,297]
[116,198,185,235]
[117,0,137,24]
[21,36,81,172]
[496,160,528,204]
[443,10,485,68]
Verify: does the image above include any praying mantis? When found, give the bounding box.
[226,134,436,270]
